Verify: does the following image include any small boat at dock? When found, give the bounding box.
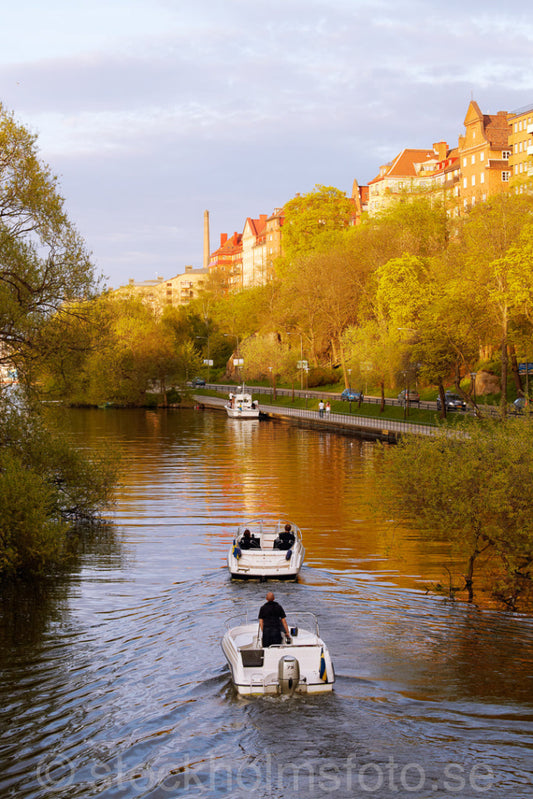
[225,387,260,419]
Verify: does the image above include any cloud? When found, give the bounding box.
[2,0,533,287]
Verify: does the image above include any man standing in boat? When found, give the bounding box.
[258,592,291,647]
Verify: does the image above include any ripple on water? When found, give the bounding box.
[1,409,533,798]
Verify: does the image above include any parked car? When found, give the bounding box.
[191,376,206,387]
[397,389,420,405]
[341,389,363,402]
[436,392,467,411]
[512,397,528,414]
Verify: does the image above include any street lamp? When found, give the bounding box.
[470,372,477,406]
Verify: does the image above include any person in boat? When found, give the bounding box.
[273,523,295,550]
[258,591,291,647]
[239,529,260,549]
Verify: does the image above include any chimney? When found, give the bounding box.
[185,264,193,272]
[221,233,228,246]
[203,210,210,271]
[433,141,448,161]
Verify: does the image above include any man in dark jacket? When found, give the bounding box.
[258,592,290,647]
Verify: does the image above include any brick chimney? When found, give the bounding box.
[433,141,448,161]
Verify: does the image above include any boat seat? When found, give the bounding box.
[241,649,264,667]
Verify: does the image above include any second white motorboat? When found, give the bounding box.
[227,519,305,580]
[225,387,260,419]
[221,610,335,695]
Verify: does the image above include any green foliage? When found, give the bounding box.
[378,420,533,609]
[0,449,68,577]
[280,184,355,265]
[0,403,119,578]
[307,366,338,387]
[38,294,203,405]
[0,104,99,388]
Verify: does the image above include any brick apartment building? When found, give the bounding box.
[458,101,510,210]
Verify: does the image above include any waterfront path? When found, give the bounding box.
[194,394,439,441]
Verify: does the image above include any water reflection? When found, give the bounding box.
[0,408,532,799]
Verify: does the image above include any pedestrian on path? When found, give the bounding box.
[325,401,331,416]
[318,400,325,417]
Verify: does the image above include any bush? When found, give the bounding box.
[307,366,338,387]
[0,451,68,577]
[0,402,119,578]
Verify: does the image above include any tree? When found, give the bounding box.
[451,192,533,414]
[378,420,533,609]
[0,105,116,579]
[39,294,203,405]
[279,185,355,267]
[0,104,99,386]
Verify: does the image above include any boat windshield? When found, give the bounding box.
[225,610,320,636]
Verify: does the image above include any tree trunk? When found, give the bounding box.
[380,380,385,413]
[437,377,447,419]
[500,309,508,418]
[465,551,476,602]
[509,343,523,396]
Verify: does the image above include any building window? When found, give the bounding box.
[480,173,485,184]
[463,177,467,189]
[463,157,467,167]
[471,154,475,165]
[471,175,476,186]
[480,152,485,161]
[502,150,511,159]
[502,171,511,182]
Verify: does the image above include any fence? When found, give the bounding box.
[193,392,441,441]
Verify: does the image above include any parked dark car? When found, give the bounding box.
[397,389,420,404]
[191,377,206,387]
[340,389,363,401]
[436,392,466,411]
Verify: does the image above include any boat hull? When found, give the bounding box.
[225,406,260,419]
[221,617,335,696]
[227,519,305,579]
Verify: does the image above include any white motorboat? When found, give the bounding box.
[227,519,305,580]
[225,387,260,419]
[221,610,335,695]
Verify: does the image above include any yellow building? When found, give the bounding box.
[117,266,208,311]
[508,103,533,185]
[156,266,208,307]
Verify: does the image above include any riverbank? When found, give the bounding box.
[193,391,442,441]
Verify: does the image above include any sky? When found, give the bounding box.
[1,0,533,289]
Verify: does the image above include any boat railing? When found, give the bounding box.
[224,610,320,636]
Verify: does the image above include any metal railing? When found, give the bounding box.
[194,381,501,417]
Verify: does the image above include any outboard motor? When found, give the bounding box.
[278,655,300,695]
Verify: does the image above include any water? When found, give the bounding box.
[1,408,532,798]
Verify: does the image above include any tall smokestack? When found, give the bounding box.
[203,210,210,270]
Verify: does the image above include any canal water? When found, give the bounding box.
[1,408,532,799]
